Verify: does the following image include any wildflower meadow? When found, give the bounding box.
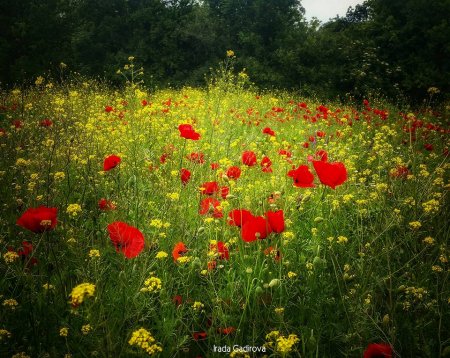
[0,56,449,357]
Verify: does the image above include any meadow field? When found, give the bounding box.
[0,60,449,357]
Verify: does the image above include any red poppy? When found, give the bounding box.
[13,120,23,128]
[210,241,229,260]
[105,105,113,113]
[266,210,285,233]
[193,331,207,341]
[242,151,257,166]
[302,142,309,148]
[278,149,292,158]
[390,165,410,178]
[268,192,281,205]
[103,155,121,171]
[261,156,273,173]
[287,165,315,188]
[98,198,116,211]
[228,209,254,227]
[207,260,217,270]
[200,181,219,195]
[172,242,188,261]
[210,162,219,170]
[178,123,201,140]
[218,327,236,335]
[312,161,347,189]
[316,130,325,137]
[363,343,392,358]
[17,206,58,233]
[17,241,33,257]
[241,216,272,242]
[424,143,433,151]
[107,222,145,259]
[172,295,183,306]
[220,186,229,199]
[264,246,282,262]
[40,119,53,127]
[181,168,191,185]
[315,150,328,162]
[263,127,275,136]
[160,153,169,164]
[199,198,223,218]
[226,166,241,179]
[187,152,205,164]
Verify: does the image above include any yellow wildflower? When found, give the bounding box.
[128,328,162,355]
[59,327,69,337]
[156,251,168,259]
[69,283,95,307]
[66,204,82,217]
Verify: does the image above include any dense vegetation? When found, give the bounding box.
[0,0,449,101]
[0,58,449,357]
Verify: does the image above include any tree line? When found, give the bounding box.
[0,0,449,101]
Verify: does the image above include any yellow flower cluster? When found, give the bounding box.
[422,199,440,214]
[226,50,235,57]
[423,236,435,245]
[229,350,250,358]
[81,324,92,335]
[11,352,31,358]
[192,301,204,312]
[409,221,422,230]
[2,299,18,309]
[265,330,299,354]
[59,327,69,337]
[276,334,300,353]
[0,328,12,339]
[3,251,19,263]
[149,219,170,229]
[176,256,191,264]
[89,249,101,258]
[287,271,297,279]
[66,203,82,217]
[54,172,66,181]
[69,283,95,307]
[166,192,180,201]
[337,236,348,244]
[155,251,168,259]
[128,328,162,355]
[141,277,162,293]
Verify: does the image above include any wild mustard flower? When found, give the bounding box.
[423,237,435,245]
[89,249,100,258]
[3,251,19,263]
[59,327,69,337]
[141,277,162,293]
[192,301,204,312]
[156,251,168,259]
[81,324,92,335]
[69,283,95,307]
[3,299,18,309]
[409,221,422,230]
[128,328,162,355]
[66,204,82,217]
[0,329,12,339]
[337,236,348,244]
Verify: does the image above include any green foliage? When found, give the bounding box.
[0,0,449,102]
